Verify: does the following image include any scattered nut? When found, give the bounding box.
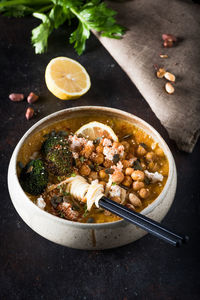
[160,54,168,58]
[163,39,173,48]
[9,93,24,102]
[156,68,166,78]
[162,34,177,42]
[25,107,34,120]
[165,82,175,94]
[164,72,176,82]
[27,92,39,104]
[129,193,142,207]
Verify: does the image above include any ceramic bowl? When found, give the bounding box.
[8,106,177,250]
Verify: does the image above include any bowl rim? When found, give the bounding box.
[9,106,175,229]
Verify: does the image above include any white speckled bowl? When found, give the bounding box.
[8,106,177,249]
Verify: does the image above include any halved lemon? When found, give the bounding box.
[45,57,91,100]
[75,121,118,141]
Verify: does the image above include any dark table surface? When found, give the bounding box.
[0,14,200,300]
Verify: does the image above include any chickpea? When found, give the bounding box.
[125,167,134,176]
[129,193,142,207]
[89,171,98,180]
[112,171,124,184]
[146,151,157,162]
[126,153,134,160]
[103,159,113,168]
[139,188,150,199]
[99,169,109,180]
[131,170,145,181]
[96,145,103,153]
[81,145,94,158]
[79,164,91,176]
[132,181,145,191]
[122,160,130,169]
[112,196,121,203]
[155,147,164,157]
[121,141,130,152]
[122,175,132,187]
[137,145,147,156]
[129,145,135,154]
[92,153,104,165]
[99,181,106,187]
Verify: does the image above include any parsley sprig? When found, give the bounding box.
[0,0,126,55]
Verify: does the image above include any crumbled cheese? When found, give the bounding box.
[102,138,112,147]
[129,157,137,166]
[72,152,79,159]
[68,135,87,150]
[118,145,125,157]
[36,197,46,210]
[86,140,94,147]
[103,144,125,161]
[61,202,70,209]
[144,170,163,183]
[111,161,123,172]
[103,146,115,161]
[91,179,99,185]
[109,185,121,198]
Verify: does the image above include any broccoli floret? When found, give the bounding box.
[41,136,73,176]
[19,159,48,195]
[41,136,64,155]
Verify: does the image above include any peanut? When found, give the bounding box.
[162,34,177,42]
[9,93,24,102]
[160,54,168,58]
[163,40,173,48]
[25,107,34,120]
[165,82,175,94]
[164,72,176,82]
[156,68,166,79]
[27,92,39,104]
[129,193,142,207]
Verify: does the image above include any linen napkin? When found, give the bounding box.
[94,0,200,152]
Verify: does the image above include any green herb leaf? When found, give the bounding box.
[71,173,76,177]
[144,177,151,185]
[70,20,90,55]
[140,143,148,150]
[80,156,85,163]
[31,12,53,54]
[49,4,69,29]
[70,2,126,55]
[0,0,126,55]
[133,159,142,170]
[113,154,120,164]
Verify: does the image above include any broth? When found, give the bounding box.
[17,116,169,223]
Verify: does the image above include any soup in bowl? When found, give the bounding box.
[8,106,177,249]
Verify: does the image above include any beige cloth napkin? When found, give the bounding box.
[94,0,200,152]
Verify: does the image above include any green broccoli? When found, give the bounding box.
[19,159,48,195]
[41,136,73,176]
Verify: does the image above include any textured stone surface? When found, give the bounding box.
[0,15,200,300]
